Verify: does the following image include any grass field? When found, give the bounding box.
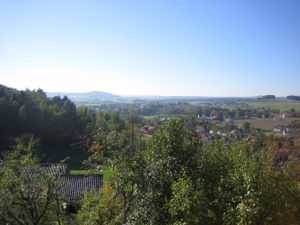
[70,169,115,182]
[143,114,182,120]
[143,115,160,120]
[235,118,300,130]
[190,99,300,112]
[244,100,300,112]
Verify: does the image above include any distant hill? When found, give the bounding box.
[47,92,257,103]
[47,91,121,101]
[127,96,255,102]
[258,95,276,100]
[287,95,300,101]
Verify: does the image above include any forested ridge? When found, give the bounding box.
[287,95,300,101]
[0,84,138,165]
[0,84,92,163]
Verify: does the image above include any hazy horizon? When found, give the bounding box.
[1,1,300,96]
[26,88,300,98]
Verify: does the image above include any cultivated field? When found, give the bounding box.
[244,99,300,112]
[235,118,300,130]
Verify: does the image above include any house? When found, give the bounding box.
[39,165,103,201]
[4,163,103,201]
[225,117,232,123]
[279,113,288,119]
[282,128,294,138]
[28,163,69,175]
[60,174,103,201]
[140,125,154,135]
[274,126,284,133]
[273,126,293,137]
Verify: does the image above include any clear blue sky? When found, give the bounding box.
[0,0,299,96]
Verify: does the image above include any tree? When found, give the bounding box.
[82,113,145,224]
[78,117,299,224]
[77,184,122,225]
[259,95,276,100]
[0,135,68,225]
[287,95,300,101]
[0,84,88,161]
[131,118,300,225]
[167,172,208,225]
[130,117,201,224]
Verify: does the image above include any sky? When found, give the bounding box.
[0,0,299,97]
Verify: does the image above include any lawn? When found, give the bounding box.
[70,168,115,182]
[143,115,160,120]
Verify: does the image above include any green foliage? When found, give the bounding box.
[4,134,40,163]
[167,173,208,225]
[130,117,201,224]
[82,115,146,224]
[80,117,300,224]
[0,84,106,164]
[130,118,300,225]
[77,184,123,225]
[96,111,125,133]
[0,136,67,225]
[4,114,295,224]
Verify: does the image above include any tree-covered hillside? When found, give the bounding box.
[287,95,300,101]
[0,84,143,166]
[0,84,93,162]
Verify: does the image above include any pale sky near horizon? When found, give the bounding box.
[0,0,299,96]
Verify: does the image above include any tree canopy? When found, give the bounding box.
[78,117,300,225]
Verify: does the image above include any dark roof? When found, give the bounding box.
[29,164,69,175]
[1,163,69,180]
[1,163,68,176]
[60,174,103,200]
[1,163,103,201]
